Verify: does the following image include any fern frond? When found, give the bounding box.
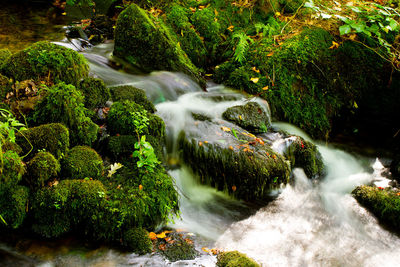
[232,32,254,64]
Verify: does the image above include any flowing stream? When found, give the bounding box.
[2,41,400,266]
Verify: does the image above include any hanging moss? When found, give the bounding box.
[78,77,111,109]
[2,41,89,85]
[31,83,98,146]
[27,152,60,189]
[16,123,69,160]
[109,85,156,113]
[123,228,153,255]
[0,185,29,229]
[217,251,260,267]
[62,146,104,179]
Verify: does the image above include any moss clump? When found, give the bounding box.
[285,137,324,178]
[0,185,29,229]
[2,41,89,85]
[158,232,197,262]
[222,102,270,133]
[16,123,69,160]
[62,146,103,179]
[0,73,12,100]
[109,85,155,113]
[352,186,400,230]
[0,48,11,63]
[148,113,166,140]
[217,251,260,267]
[114,4,204,86]
[123,228,153,255]
[31,83,98,146]
[78,77,111,109]
[1,140,22,155]
[0,150,25,187]
[31,179,107,238]
[27,152,60,188]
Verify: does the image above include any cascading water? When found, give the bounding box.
[4,42,400,266]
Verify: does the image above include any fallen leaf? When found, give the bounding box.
[202,247,210,253]
[229,146,234,151]
[149,232,157,240]
[156,232,166,239]
[262,86,269,91]
[250,77,259,83]
[329,41,340,49]
[267,51,274,57]
[159,244,166,251]
[227,25,234,31]
[139,184,143,191]
[199,141,203,146]
[221,126,231,132]
[251,66,260,73]
[232,185,237,192]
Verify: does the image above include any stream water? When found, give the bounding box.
[2,40,400,266]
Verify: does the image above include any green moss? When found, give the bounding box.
[114,4,204,87]
[158,232,197,262]
[222,102,270,133]
[16,123,69,160]
[0,185,29,229]
[107,101,149,136]
[62,146,103,179]
[109,85,156,113]
[285,137,324,178]
[31,179,107,238]
[148,113,166,140]
[78,77,111,109]
[0,150,25,187]
[123,228,153,254]
[1,140,22,155]
[217,251,260,267]
[0,73,12,100]
[31,83,98,146]
[2,41,89,85]
[27,152,60,188]
[0,48,11,63]
[352,186,400,230]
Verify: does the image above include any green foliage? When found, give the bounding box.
[31,83,98,146]
[27,152,60,189]
[2,41,89,85]
[217,251,260,267]
[232,32,254,64]
[132,135,160,171]
[62,146,104,179]
[0,185,29,229]
[16,123,70,160]
[109,85,156,113]
[78,77,111,109]
[123,228,153,254]
[0,150,25,187]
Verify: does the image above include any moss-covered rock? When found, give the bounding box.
[0,185,29,229]
[31,83,98,146]
[123,228,152,255]
[285,136,324,178]
[217,251,260,267]
[178,121,290,202]
[27,152,60,188]
[222,102,270,133]
[109,85,155,113]
[2,41,89,85]
[114,4,204,86]
[1,140,22,155]
[352,186,400,230]
[62,146,103,179]
[0,48,12,64]
[157,232,197,262]
[31,179,107,238]
[78,77,111,109]
[0,73,12,100]
[16,123,69,160]
[0,150,25,187]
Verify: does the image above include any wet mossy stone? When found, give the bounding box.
[0,185,29,229]
[27,152,60,189]
[352,186,400,230]
[158,232,197,262]
[62,146,103,179]
[2,41,89,86]
[31,83,98,146]
[178,121,290,202]
[0,74,12,100]
[217,251,260,267]
[0,150,25,187]
[16,123,69,160]
[123,228,152,255]
[78,77,111,109]
[31,179,107,238]
[114,4,204,87]
[222,102,270,133]
[285,136,324,178]
[110,85,156,113]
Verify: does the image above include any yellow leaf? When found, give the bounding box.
[229,146,234,151]
[227,25,234,32]
[202,247,210,253]
[250,77,259,84]
[329,41,340,49]
[267,51,274,57]
[190,7,196,12]
[232,185,237,192]
[239,115,243,120]
[251,66,260,73]
[139,184,143,191]
[62,12,67,15]
[221,126,231,132]
[199,5,205,9]
[199,141,203,146]
[262,86,269,91]
[156,232,166,239]
[353,101,358,108]
[275,12,281,17]
[205,74,213,77]
[149,232,157,240]
[214,9,218,16]
[181,29,184,37]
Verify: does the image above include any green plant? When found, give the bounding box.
[132,135,160,172]
[232,31,255,64]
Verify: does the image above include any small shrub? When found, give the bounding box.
[62,146,103,179]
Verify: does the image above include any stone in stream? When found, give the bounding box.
[178,120,290,202]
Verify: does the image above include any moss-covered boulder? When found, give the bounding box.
[285,136,324,178]
[0,73,12,100]
[178,121,290,202]
[31,83,98,146]
[2,41,89,85]
[62,146,104,179]
[123,228,152,255]
[16,123,69,160]
[157,231,197,262]
[109,85,156,113]
[0,185,29,229]
[0,150,25,187]
[114,4,204,86]
[77,77,111,109]
[217,251,260,267]
[26,152,60,188]
[222,102,270,133]
[352,186,400,230]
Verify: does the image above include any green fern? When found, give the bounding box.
[232,31,254,64]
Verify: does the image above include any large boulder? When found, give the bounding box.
[114,4,204,87]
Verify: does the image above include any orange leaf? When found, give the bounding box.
[149,232,157,240]
[229,146,234,151]
[221,126,231,132]
[202,247,210,253]
[232,185,237,192]
[199,141,203,146]
[267,52,274,57]
[329,41,340,49]
[139,184,143,191]
[262,86,269,91]
[159,244,166,251]
[227,25,234,31]
[251,66,260,73]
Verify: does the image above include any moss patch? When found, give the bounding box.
[62,146,104,179]
[217,251,260,267]
[123,228,152,255]
[27,152,60,189]
[78,77,111,109]
[0,185,29,229]
[109,85,155,113]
